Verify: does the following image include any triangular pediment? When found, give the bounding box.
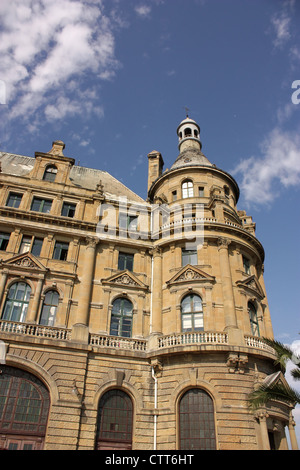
[0,252,48,272]
[102,270,148,290]
[236,275,265,299]
[167,264,215,286]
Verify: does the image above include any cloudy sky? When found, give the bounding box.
[0,0,300,443]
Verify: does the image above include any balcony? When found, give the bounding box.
[0,320,275,358]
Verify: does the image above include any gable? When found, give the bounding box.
[236,275,265,300]
[0,252,48,273]
[102,270,148,291]
[166,264,215,287]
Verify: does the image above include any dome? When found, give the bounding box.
[171,147,213,170]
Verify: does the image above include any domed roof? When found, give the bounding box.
[171,148,213,170]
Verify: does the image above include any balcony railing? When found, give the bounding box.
[0,320,71,341]
[0,320,274,355]
[157,331,228,348]
[90,334,147,351]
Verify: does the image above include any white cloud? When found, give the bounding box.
[270,11,291,48]
[0,0,119,133]
[135,5,151,18]
[233,128,300,207]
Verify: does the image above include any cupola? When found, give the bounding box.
[177,116,202,152]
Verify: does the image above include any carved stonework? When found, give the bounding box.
[111,273,139,287]
[226,352,248,374]
[167,264,215,287]
[102,270,148,291]
[236,275,265,300]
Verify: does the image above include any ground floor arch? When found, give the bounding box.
[0,365,50,450]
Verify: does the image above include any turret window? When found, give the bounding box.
[182,180,194,198]
[248,302,260,336]
[181,294,203,332]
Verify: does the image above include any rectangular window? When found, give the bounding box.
[182,249,197,266]
[242,255,251,274]
[118,252,134,271]
[19,236,43,256]
[61,202,76,218]
[6,192,23,208]
[172,190,177,201]
[119,214,138,231]
[53,241,69,261]
[31,197,52,214]
[198,187,204,197]
[0,232,10,251]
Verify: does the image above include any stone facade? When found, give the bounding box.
[0,118,298,450]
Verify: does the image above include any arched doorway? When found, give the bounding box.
[0,366,50,450]
[179,388,216,450]
[96,389,133,450]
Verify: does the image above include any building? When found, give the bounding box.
[0,116,298,451]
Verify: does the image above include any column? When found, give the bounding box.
[72,237,98,343]
[288,413,299,450]
[218,237,243,345]
[256,411,270,450]
[151,247,162,336]
[0,270,8,305]
[27,276,44,323]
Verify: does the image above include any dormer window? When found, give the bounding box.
[182,180,194,198]
[43,165,57,182]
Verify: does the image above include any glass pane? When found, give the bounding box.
[193,296,202,312]
[31,238,43,256]
[182,314,192,331]
[194,313,204,330]
[181,296,192,313]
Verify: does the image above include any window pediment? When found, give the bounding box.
[236,275,264,300]
[102,270,148,291]
[166,264,215,287]
[0,252,48,274]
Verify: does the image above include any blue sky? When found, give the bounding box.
[0,0,300,443]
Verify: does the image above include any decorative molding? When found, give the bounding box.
[236,275,265,300]
[0,252,48,274]
[102,270,149,291]
[166,264,215,287]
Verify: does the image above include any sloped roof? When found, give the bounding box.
[0,151,145,203]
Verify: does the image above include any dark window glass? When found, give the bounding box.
[43,165,57,182]
[0,366,50,437]
[118,252,134,271]
[6,193,22,208]
[110,298,133,338]
[0,232,10,251]
[61,202,76,218]
[96,390,133,449]
[249,302,260,337]
[179,389,216,450]
[53,241,69,261]
[31,197,52,214]
[31,238,43,257]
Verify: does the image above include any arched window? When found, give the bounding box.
[39,290,59,326]
[184,127,192,137]
[182,180,194,198]
[248,302,260,336]
[181,294,203,332]
[110,298,133,338]
[96,389,133,450]
[1,282,31,322]
[43,165,57,182]
[179,388,216,450]
[0,366,50,450]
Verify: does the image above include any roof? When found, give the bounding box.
[0,151,145,203]
[170,148,213,170]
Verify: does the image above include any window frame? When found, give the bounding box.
[6,192,23,208]
[43,165,57,182]
[0,232,10,251]
[248,302,260,337]
[19,235,43,256]
[39,290,59,326]
[31,197,53,214]
[118,252,134,271]
[182,248,197,266]
[1,282,32,322]
[110,297,133,338]
[61,202,76,218]
[181,294,204,332]
[182,180,194,199]
[52,241,69,261]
